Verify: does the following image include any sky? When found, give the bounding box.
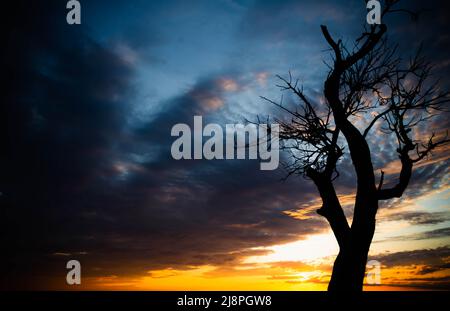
[2,0,450,290]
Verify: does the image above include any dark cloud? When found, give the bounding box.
[417,263,450,275]
[375,227,450,243]
[372,246,450,267]
[400,227,450,241]
[381,212,450,225]
[239,0,364,42]
[370,247,450,290]
[1,1,328,290]
[2,0,135,288]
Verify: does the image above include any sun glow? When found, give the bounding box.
[243,232,339,264]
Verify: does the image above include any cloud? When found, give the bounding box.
[3,12,328,286]
[369,246,450,289]
[381,212,450,225]
[394,227,450,241]
[372,246,450,267]
[417,263,450,275]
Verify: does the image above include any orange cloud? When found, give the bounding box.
[217,78,239,92]
[256,72,269,86]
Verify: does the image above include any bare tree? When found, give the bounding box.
[263,1,450,291]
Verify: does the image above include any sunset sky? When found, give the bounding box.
[3,0,450,290]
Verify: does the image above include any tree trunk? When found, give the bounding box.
[328,199,377,291]
[328,242,370,291]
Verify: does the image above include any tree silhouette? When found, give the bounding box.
[263,1,450,291]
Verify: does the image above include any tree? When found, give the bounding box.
[263,0,450,291]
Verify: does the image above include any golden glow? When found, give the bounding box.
[52,177,449,291]
[243,232,338,264]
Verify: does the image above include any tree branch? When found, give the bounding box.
[377,150,413,200]
[307,168,350,248]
